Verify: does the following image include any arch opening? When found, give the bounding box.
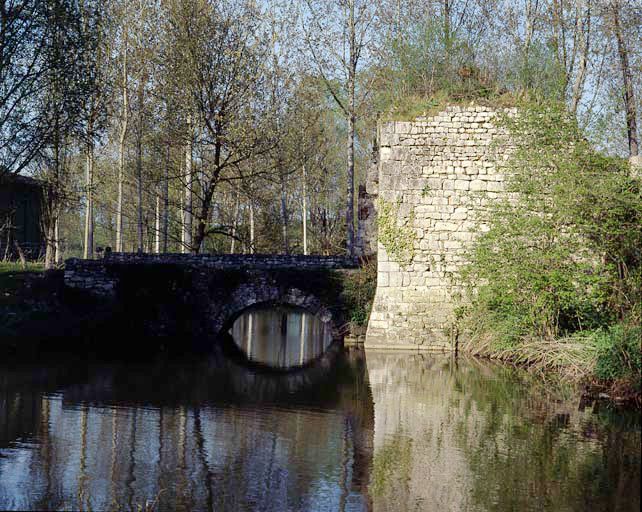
[224,302,335,369]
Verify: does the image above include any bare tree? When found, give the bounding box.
[166,0,273,253]
[301,0,377,257]
[38,0,99,268]
[609,0,639,157]
[0,2,49,177]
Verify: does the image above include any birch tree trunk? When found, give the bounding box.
[302,165,307,255]
[183,116,193,253]
[611,1,638,157]
[116,36,128,252]
[54,218,60,265]
[83,148,94,259]
[155,195,160,253]
[346,0,356,257]
[136,78,144,252]
[280,166,289,254]
[162,142,169,252]
[570,0,591,116]
[249,200,255,254]
[230,183,241,254]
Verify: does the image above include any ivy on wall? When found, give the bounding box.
[376,197,416,266]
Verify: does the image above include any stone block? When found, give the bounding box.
[395,121,412,134]
[454,180,469,191]
[434,221,458,231]
[470,180,487,191]
[389,272,403,287]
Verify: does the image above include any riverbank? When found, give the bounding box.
[459,329,641,408]
[2,263,638,408]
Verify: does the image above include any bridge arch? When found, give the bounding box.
[205,273,339,338]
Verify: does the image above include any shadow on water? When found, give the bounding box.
[1,328,640,511]
[0,341,375,512]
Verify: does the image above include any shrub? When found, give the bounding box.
[593,324,642,388]
[460,99,642,349]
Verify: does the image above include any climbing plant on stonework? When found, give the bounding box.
[376,197,416,266]
[461,99,642,342]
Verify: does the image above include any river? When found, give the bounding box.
[0,306,639,511]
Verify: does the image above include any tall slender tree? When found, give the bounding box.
[302,0,377,257]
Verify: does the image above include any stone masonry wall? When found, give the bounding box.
[64,253,358,299]
[366,105,515,350]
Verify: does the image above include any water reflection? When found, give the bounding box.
[230,306,333,368]
[1,349,639,511]
[366,352,641,512]
[0,348,373,512]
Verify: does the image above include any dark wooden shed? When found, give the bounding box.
[0,174,44,260]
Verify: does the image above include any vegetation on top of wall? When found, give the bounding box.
[380,90,520,122]
[371,14,567,123]
[457,99,642,403]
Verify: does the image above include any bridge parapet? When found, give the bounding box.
[65,253,358,298]
[99,252,359,269]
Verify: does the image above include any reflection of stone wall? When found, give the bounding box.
[365,351,640,512]
[366,351,475,511]
[366,106,514,349]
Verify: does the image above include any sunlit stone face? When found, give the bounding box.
[230,305,333,368]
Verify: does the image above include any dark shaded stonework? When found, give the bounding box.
[64,253,359,347]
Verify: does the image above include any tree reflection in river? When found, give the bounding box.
[366,352,641,512]
[0,347,373,511]
[1,347,639,511]
[229,305,333,367]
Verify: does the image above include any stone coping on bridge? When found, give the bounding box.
[363,342,452,351]
[66,252,359,270]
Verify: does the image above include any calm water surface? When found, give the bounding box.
[230,306,333,367]
[0,307,639,511]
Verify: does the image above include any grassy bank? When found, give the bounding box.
[460,325,641,406]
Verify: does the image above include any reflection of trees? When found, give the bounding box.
[366,353,641,512]
[0,348,375,511]
[230,306,333,368]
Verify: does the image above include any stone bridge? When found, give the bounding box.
[64,253,359,343]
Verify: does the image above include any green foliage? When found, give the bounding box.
[373,18,496,114]
[341,261,377,326]
[376,197,416,266]
[459,100,642,391]
[462,100,642,343]
[593,325,642,388]
[371,16,566,121]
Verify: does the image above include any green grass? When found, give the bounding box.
[461,323,641,404]
[0,262,45,306]
[381,89,520,121]
[0,261,45,274]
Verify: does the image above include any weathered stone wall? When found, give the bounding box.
[64,253,359,341]
[65,253,358,298]
[366,105,514,350]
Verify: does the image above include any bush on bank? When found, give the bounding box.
[457,99,642,400]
